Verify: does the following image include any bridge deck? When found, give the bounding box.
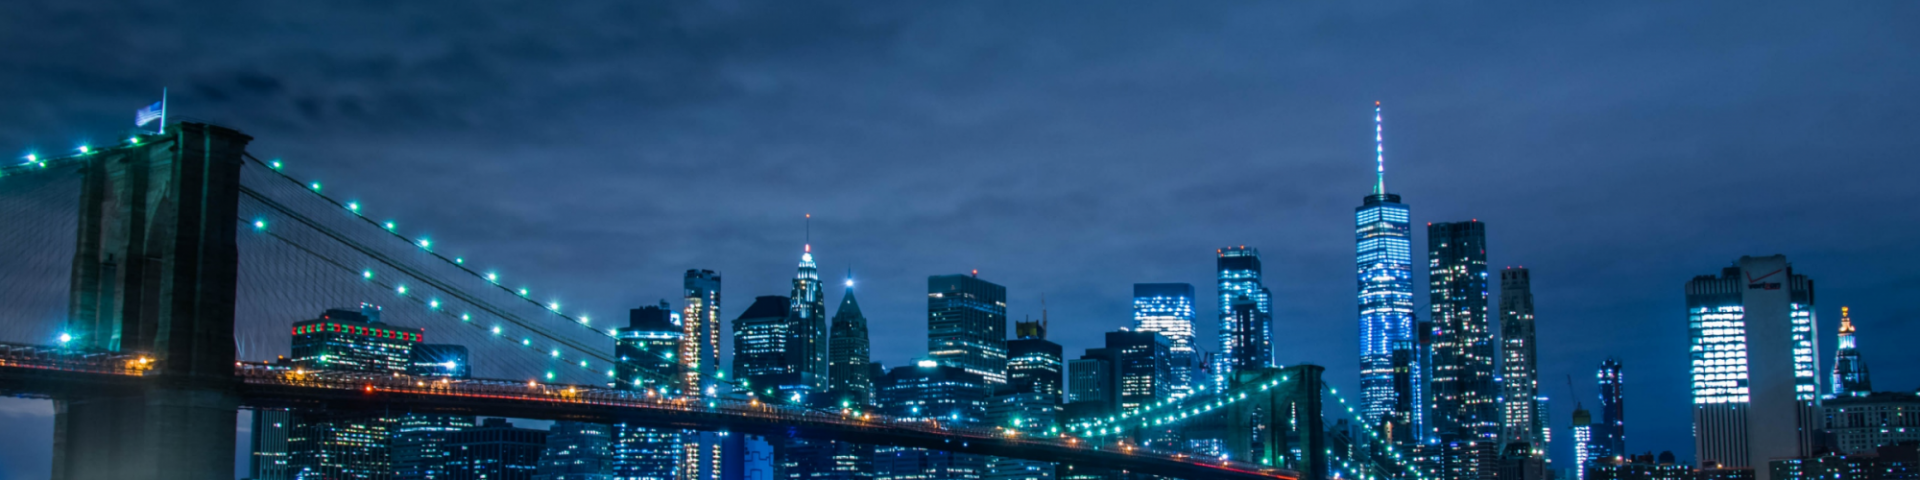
[0,344,1297,480]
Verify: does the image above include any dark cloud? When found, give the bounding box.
[2,1,1919,477]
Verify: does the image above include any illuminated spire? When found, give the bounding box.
[1838,306,1855,335]
[1374,101,1386,196]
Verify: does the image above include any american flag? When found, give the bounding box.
[135,100,164,130]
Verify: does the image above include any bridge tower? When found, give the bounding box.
[1225,364,1327,480]
[54,122,253,480]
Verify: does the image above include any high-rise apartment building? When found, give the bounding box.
[1356,103,1418,435]
[1217,247,1273,385]
[1829,307,1870,398]
[1499,267,1544,453]
[1429,220,1497,443]
[828,276,874,407]
[789,246,830,392]
[1597,359,1626,461]
[1686,255,1820,478]
[1007,317,1064,400]
[929,274,1009,385]
[1132,283,1199,396]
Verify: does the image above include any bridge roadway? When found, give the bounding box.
[0,343,1297,480]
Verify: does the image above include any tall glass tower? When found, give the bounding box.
[1430,220,1497,441]
[1356,102,1417,435]
[928,273,1009,384]
[1596,358,1626,460]
[828,274,873,407]
[1133,283,1198,396]
[1216,247,1272,386]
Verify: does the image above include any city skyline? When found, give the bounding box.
[2,3,1919,479]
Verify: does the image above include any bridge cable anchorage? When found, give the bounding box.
[237,155,839,413]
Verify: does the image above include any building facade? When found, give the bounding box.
[828,277,874,407]
[396,345,477,480]
[616,302,686,480]
[682,269,726,480]
[1429,220,1497,443]
[538,422,615,480]
[1217,247,1273,386]
[1132,283,1199,397]
[1006,318,1064,400]
[1356,104,1418,436]
[1686,256,1820,476]
[735,295,801,399]
[875,363,992,479]
[1831,307,1871,398]
[1823,392,1920,455]
[929,274,1009,385]
[1499,267,1544,454]
[285,306,424,480]
[448,418,547,480]
[1598,359,1627,462]
[789,246,830,393]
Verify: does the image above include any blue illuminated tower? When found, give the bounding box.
[1216,247,1271,387]
[1357,102,1418,437]
[1134,283,1199,396]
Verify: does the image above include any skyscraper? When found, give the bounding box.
[828,275,873,407]
[1499,267,1543,453]
[1132,283,1198,396]
[1216,247,1273,385]
[1572,406,1593,480]
[1429,220,1497,442]
[790,245,830,392]
[1356,103,1417,436]
[1596,359,1625,462]
[929,273,1009,385]
[1686,255,1820,478]
[683,270,725,480]
[734,295,799,397]
[1007,316,1064,400]
[615,302,686,480]
[1105,330,1172,412]
[1829,307,1870,398]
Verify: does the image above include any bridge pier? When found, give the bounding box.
[55,122,252,480]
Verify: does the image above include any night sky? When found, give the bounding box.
[3,2,1919,478]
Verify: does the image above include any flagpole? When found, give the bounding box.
[158,87,167,134]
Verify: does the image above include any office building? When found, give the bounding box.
[1217,246,1273,385]
[397,345,477,480]
[1067,357,1112,413]
[929,274,1009,385]
[1224,293,1271,377]
[285,305,423,480]
[735,295,803,398]
[1575,405,1595,480]
[1500,267,1544,453]
[828,275,874,407]
[1007,317,1064,400]
[251,409,294,480]
[1598,359,1627,461]
[1429,220,1497,442]
[789,245,830,392]
[615,302,686,480]
[1105,330,1171,412]
[1824,392,1920,455]
[538,422,615,480]
[1133,283,1199,396]
[448,418,548,480]
[875,362,992,479]
[682,269,726,480]
[987,389,1060,480]
[1356,103,1418,435]
[1588,453,1693,480]
[1686,256,1820,476]
[1768,443,1920,480]
[1831,307,1871,398]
